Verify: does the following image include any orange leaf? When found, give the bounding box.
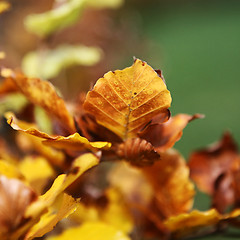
[143,149,195,218]
[6,70,75,133]
[84,58,171,140]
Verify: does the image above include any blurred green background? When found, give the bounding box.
[1,0,240,238]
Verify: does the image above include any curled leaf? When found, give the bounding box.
[139,113,204,152]
[26,194,79,240]
[84,58,171,140]
[6,112,111,152]
[189,132,239,194]
[0,175,37,239]
[164,209,221,239]
[25,153,99,218]
[5,71,75,133]
[115,138,160,166]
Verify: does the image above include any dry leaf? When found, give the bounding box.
[164,209,221,239]
[115,138,160,166]
[84,58,171,140]
[5,70,75,133]
[6,112,111,153]
[26,194,79,240]
[189,132,239,194]
[25,153,100,219]
[143,149,195,219]
[139,113,204,152]
[0,175,37,239]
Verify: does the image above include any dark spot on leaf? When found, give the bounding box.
[142,62,145,66]
[69,166,80,175]
[134,92,137,95]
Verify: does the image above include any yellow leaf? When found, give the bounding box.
[84,58,171,140]
[6,112,111,152]
[19,156,55,194]
[101,188,133,234]
[46,221,130,240]
[25,153,99,218]
[26,194,78,240]
[16,132,65,169]
[43,132,111,151]
[164,209,221,239]
[0,160,24,180]
[71,188,133,234]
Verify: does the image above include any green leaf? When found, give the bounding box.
[24,0,85,37]
[24,0,124,37]
[22,44,102,79]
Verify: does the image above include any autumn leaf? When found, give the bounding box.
[25,153,100,219]
[71,187,134,234]
[164,209,221,239]
[26,194,79,240]
[115,137,160,166]
[0,175,37,240]
[188,132,240,212]
[46,221,130,240]
[84,58,171,140]
[6,112,111,153]
[3,70,75,133]
[143,149,195,218]
[139,113,204,152]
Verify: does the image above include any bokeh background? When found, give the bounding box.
[1,0,240,238]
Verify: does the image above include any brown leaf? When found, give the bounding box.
[0,175,37,238]
[84,58,171,140]
[189,132,239,195]
[139,113,204,152]
[115,138,160,166]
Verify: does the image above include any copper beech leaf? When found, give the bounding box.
[83,58,171,140]
[3,69,75,133]
[188,132,239,194]
[139,113,204,152]
[6,112,111,152]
